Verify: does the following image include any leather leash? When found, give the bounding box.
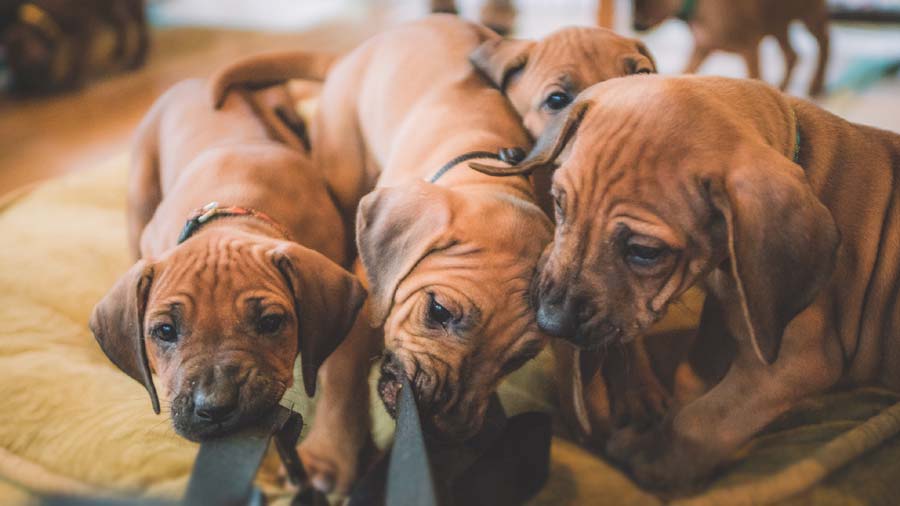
[427,147,528,183]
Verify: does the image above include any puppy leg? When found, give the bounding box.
[683,45,711,74]
[774,28,797,91]
[127,109,162,260]
[299,304,382,496]
[803,10,830,96]
[605,339,670,431]
[619,306,843,488]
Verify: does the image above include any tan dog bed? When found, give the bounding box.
[1,157,898,505]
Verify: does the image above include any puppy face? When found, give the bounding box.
[91,231,365,440]
[358,182,551,439]
[470,27,655,138]
[632,0,673,31]
[499,77,838,365]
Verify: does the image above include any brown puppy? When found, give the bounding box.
[486,74,900,487]
[90,79,365,442]
[633,0,830,95]
[211,20,665,482]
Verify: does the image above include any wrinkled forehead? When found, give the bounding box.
[553,84,738,229]
[529,28,640,82]
[452,190,553,258]
[149,239,289,310]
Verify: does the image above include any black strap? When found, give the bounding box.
[183,408,293,506]
[385,374,440,506]
[428,147,528,183]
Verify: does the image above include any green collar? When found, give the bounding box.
[677,0,697,21]
[792,110,802,164]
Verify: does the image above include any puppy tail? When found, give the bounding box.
[209,50,340,109]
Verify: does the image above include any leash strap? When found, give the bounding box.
[177,202,292,244]
[384,374,440,506]
[427,147,527,183]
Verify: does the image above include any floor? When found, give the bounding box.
[1,1,898,195]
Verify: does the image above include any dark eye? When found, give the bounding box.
[427,293,453,327]
[625,241,669,267]
[152,323,178,343]
[544,91,573,111]
[257,314,285,334]
[635,68,653,75]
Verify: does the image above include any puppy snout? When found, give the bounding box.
[193,388,238,423]
[192,364,242,424]
[378,352,405,418]
[537,300,577,337]
[535,276,578,337]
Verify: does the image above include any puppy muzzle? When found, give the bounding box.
[377,352,483,441]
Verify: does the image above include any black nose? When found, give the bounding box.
[193,387,238,423]
[537,301,577,337]
[192,366,240,423]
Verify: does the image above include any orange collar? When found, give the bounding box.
[177,202,292,244]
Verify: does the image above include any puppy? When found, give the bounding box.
[90,79,365,442]
[633,0,830,95]
[2,0,148,93]
[487,74,900,487]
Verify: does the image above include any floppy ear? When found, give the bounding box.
[273,243,367,398]
[469,37,534,90]
[633,40,657,73]
[90,260,160,414]
[470,101,590,177]
[356,181,454,327]
[709,151,839,365]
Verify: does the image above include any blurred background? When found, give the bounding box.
[1,0,898,194]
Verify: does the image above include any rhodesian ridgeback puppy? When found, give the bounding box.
[477,74,900,487]
[633,0,830,95]
[90,79,365,442]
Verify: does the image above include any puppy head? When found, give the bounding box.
[494,77,839,364]
[357,181,552,440]
[632,0,678,31]
[90,231,365,440]
[470,26,655,137]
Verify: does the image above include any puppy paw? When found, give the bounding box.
[299,430,377,496]
[298,445,338,493]
[609,377,672,432]
[608,426,720,490]
[299,437,349,495]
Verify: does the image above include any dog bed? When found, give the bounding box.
[1,157,899,506]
